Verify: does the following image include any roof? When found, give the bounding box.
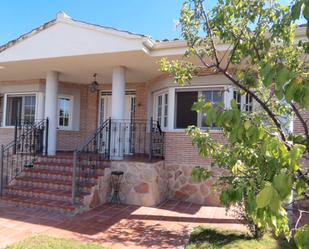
[0,11,151,54]
[0,11,306,56]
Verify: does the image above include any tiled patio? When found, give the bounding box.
[0,200,245,249]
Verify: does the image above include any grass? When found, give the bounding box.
[185,226,297,249]
[4,235,110,249]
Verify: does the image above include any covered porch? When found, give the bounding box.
[0,11,185,156]
[0,12,188,212]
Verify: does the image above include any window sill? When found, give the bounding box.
[57,127,73,131]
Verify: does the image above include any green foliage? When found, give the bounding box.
[160,0,309,244]
[192,166,213,182]
[256,185,278,209]
[294,225,309,249]
[160,57,196,86]
[186,226,297,249]
[4,235,110,249]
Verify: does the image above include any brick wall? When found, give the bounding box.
[294,110,309,134]
[0,128,14,146]
[57,82,148,151]
[0,80,148,150]
[56,82,99,151]
[164,131,226,166]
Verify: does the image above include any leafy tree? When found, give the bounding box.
[160,0,309,245]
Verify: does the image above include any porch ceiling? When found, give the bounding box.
[0,51,183,84]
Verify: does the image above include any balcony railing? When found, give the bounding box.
[71,118,164,204]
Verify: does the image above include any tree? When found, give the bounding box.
[160,0,309,245]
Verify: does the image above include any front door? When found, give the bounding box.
[99,91,136,155]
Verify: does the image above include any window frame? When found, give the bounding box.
[58,95,73,131]
[154,85,255,132]
[174,86,225,131]
[198,89,225,129]
[232,88,254,112]
[153,90,169,130]
[2,92,38,128]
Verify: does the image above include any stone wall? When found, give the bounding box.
[80,168,111,214]
[110,160,168,206]
[163,131,224,206]
[166,164,222,206]
[89,159,222,208]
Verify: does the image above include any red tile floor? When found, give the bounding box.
[0,201,246,249]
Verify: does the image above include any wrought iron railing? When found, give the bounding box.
[71,118,164,204]
[0,119,49,196]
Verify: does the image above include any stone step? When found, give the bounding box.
[0,194,77,214]
[37,156,74,164]
[38,155,111,165]
[4,185,86,203]
[14,176,93,192]
[0,153,110,214]
[23,168,101,182]
[33,161,108,174]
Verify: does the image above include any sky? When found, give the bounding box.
[0,0,295,46]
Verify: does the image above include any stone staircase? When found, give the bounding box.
[0,153,111,214]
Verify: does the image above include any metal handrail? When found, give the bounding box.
[0,118,49,196]
[71,118,165,204]
[72,119,110,204]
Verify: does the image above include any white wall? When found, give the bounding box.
[0,21,145,62]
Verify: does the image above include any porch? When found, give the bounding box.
[0,115,164,213]
[0,11,219,212]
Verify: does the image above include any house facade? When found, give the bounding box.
[0,12,307,213]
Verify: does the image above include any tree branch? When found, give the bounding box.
[225,39,241,71]
[291,103,309,155]
[217,67,287,142]
[198,1,220,66]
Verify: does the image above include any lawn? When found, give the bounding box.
[185,226,297,249]
[4,235,110,249]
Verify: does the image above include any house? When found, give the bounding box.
[0,12,307,213]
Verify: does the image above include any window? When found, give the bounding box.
[233,90,253,112]
[0,95,3,126]
[176,91,198,128]
[24,96,36,123]
[155,92,169,129]
[157,95,162,125]
[175,89,224,129]
[58,96,72,130]
[5,95,36,126]
[164,93,168,127]
[130,97,136,120]
[200,90,224,128]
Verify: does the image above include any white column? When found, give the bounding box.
[36,92,45,121]
[225,85,234,109]
[111,66,126,160]
[44,71,59,156]
[111,66,126,119]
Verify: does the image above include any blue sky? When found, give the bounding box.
[0,0,294,46]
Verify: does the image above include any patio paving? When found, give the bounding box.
[0,200,246,249]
